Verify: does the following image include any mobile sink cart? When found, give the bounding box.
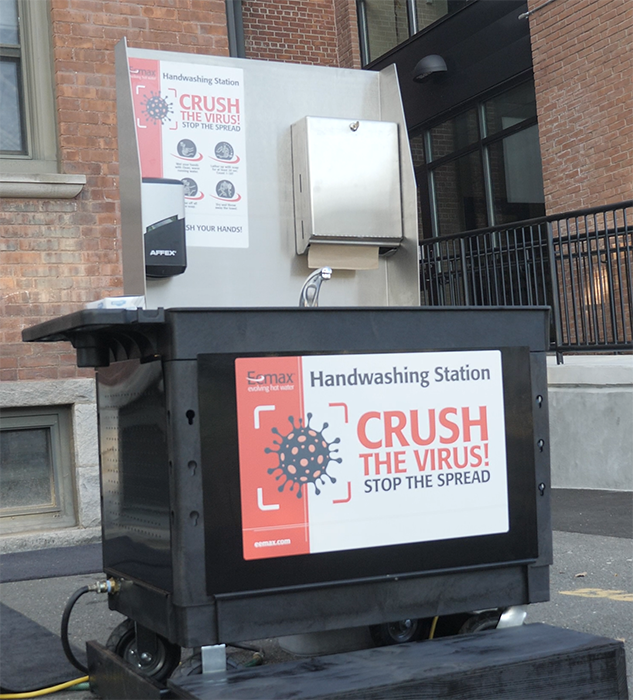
[21,40,628,700]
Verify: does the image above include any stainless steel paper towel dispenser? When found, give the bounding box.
[291,116,403,266]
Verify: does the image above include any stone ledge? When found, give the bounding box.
[0,526,101,554]
[547,355,633,386]
[0,377,96,407]
[0,173,86,199]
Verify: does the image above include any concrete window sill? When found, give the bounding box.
[0,173,87,199]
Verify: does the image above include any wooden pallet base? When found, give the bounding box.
[88,623,629,700]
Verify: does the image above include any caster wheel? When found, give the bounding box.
[170,652,203,679]
[106,618,181,682]
[370,618,428,646]
[458,610,502,634]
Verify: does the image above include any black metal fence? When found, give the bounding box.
[419,201,633,355]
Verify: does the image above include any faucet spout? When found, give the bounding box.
[299,267,332,307]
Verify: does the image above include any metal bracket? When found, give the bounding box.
[497,605,528,628]
[201,644,226,675]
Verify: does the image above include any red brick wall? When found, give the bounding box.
[0,1,229,382]
[528,0,633,213]
[242,0,342,66]
[333,0,362,69]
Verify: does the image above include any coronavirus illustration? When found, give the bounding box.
[140,92,173,124]
[265,414,341,498]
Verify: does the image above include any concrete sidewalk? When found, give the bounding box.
[1,489,631,699]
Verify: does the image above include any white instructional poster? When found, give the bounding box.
[129,57,248,248]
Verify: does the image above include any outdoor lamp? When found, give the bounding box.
[412,54,447,82]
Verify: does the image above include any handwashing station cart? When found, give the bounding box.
[20,41,598,699]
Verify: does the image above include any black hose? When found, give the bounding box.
[61,585,91,674]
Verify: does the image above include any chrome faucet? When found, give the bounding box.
[299,267,332,307]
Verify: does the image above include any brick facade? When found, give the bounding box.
[241,0,360,68]
[528,0,633,213]
[333,0,362,69]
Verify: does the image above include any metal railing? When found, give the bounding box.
[419,201,633,356]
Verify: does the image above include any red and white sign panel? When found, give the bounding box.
[235,351,509,561]
[128,58,248,248]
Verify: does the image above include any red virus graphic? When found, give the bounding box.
[265,414,341,498]
[141,92,173,125]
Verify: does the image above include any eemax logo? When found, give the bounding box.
[149,250,178,256]
[247,371,295,385]
[130,68,156,77]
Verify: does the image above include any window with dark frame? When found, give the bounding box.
[0,0,59,176]
[0,0,26,154]
[411,80,546,238]
[357,0,472,66]
[0,407,77,534]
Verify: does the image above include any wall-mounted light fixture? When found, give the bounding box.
[412,54,447,82]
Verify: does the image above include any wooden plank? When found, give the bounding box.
[169,624,628,700]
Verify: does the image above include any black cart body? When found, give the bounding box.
[23,306,552,648]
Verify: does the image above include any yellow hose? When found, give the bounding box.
[428,616,439,639]
[0,676,89,699]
